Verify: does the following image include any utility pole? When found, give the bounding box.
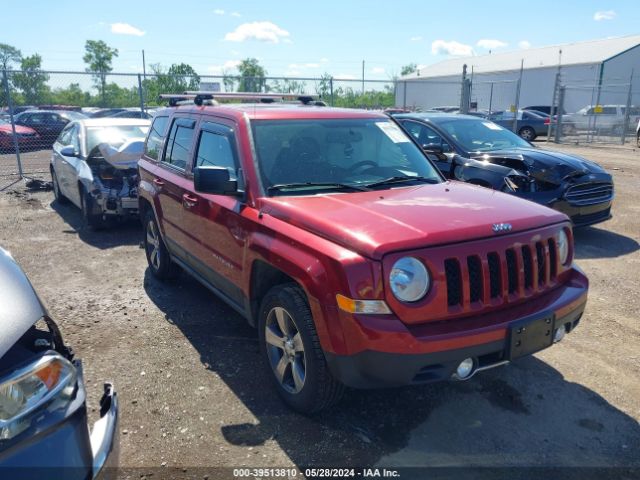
[142,50,147,111]
[512,59,524,134]
[362,60,365,95]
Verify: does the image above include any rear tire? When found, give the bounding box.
[259,283,344,414]
[51,169,68,204]
[518,126,536,141]
[143,209,179,280]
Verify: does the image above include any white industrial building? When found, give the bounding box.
[396,35,640,113]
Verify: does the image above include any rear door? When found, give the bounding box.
[155,116,198,262]
[180,119,247,307]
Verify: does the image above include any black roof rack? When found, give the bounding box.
[172,91,324,106]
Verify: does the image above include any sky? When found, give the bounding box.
[2,0,639,81]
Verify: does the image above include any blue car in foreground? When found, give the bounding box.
[0,248,118,479]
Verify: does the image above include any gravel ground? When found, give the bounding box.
[0,143,638,479]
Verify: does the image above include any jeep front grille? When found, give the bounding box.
[565,182,613,206]
[444,237,558,308]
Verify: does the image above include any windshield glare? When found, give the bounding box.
[437,118,532,152]
[251,119,441,194]
[86,125,149,154]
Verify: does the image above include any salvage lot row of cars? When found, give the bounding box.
[0,93,621,474]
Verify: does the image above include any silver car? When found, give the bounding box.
[50,118,150,228]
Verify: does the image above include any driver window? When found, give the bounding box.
[69,125,80,152]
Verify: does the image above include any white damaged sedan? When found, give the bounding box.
[50,118,150,229]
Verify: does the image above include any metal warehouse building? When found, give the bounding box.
[396,35,640,113]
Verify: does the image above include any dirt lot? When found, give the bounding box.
[0,143,638,478]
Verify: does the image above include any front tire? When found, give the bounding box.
[143,209,179,280]
[51,168,68,204]
[259,283,344,413]
[79,186,105,230]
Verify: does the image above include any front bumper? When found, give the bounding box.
[91,383,119,480]
[0,372,119,480]
[325,269,588,389]
[548,197,612,228]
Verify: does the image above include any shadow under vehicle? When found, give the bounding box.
[142,268,640,476]
[0,248,118,479]
[394,112,614,228]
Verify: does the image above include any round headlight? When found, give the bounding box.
[389,257,430,302]
[557,229,570,265]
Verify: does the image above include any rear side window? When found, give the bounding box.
[145,116,169,160]
[163,119,195,170]
[195,129,237,178]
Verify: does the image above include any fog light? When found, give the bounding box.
[454,358,475,380]
[553,326,566,343]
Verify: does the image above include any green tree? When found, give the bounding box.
[315,73,333,102]
[166,63,200,91]
[221,69,237,92]
[400,63,417,76]
[0,43,22,71]
[143,63,200,105]
[12,54,50,105]
[50,83,90,106]
[237,58,266,92]
[83,40,118,105]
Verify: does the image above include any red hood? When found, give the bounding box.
[0,123,36,135]
[260,181,567,259]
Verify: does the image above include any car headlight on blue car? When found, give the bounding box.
[0,353,77,440]
[390,257,430,302]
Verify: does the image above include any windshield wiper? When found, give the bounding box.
[267,182,371,193]
[362,176,439,189]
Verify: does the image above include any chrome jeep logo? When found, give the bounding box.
[492,223,512,233]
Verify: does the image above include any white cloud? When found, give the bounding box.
[594,10,616,21]
[224,21,290,43]
[320,57,329,63]
[371,67,385,74]
[476,39,507,50]
[230,11,241,17]
[214,9,225,15]
[410,36,423,42]
[518,40,531,49]
[431,40,474,56]
[207,60,241,74]
[111,22,145,36]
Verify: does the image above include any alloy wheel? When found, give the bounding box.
[264,306,306,394]
[146,220,161,270]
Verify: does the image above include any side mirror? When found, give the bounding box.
[193,166,239,196]
[60,145,79,157]
[422,144,443,154]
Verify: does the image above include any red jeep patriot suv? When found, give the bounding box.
[138,97,588,413]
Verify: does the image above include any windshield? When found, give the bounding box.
[436,118,532,152]
[86,125,149,154]
[251,118,442,194]
[62,111,86,121]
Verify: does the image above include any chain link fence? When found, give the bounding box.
[0,69,394,189]
[550,82,640,145]
[2,66,639,189]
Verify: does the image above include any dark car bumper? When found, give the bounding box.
[0,367,119,480]
[550,199,612,227]
[325,270,587,389]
